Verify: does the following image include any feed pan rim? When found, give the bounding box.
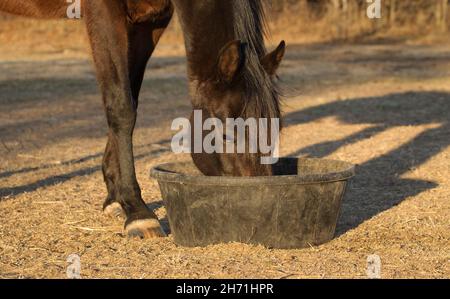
[150,157,355,186]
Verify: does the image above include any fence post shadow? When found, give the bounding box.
[284,91,449,236]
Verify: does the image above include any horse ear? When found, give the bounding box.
[217,40,244,83]
[261,41,286,76]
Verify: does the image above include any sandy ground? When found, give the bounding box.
[0,27,449,278]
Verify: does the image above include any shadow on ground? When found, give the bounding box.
[0,75,188,150]
[1,46,450,239]
[285,91,449,235]
[0,139,172,198]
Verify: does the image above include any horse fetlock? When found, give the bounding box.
[125,218,167,239]
[103,202,126,219]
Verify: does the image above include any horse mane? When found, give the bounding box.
[231,0,282,121]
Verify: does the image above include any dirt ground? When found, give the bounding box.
[0,19,449,278]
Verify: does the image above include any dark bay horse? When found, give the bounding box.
[0,0,285,239]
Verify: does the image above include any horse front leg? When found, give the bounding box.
[85,0,173,238]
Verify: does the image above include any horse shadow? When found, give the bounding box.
[284,91,449,235]
[0,139,173,198]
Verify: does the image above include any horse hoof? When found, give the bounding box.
[125,219,167,239]
[103,202,125,219]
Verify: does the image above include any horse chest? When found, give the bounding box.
[126,0,172,23]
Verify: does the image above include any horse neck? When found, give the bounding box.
[173,0,248,81]
[173,0,280,121]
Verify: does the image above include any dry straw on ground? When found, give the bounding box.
[0,7,449,278]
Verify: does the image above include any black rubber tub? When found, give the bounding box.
[151,157,355,249]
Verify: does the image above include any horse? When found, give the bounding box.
[0,0,286,239]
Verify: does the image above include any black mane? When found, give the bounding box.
[231,0,282,121]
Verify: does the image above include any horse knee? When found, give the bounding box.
[104,98,138,134]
